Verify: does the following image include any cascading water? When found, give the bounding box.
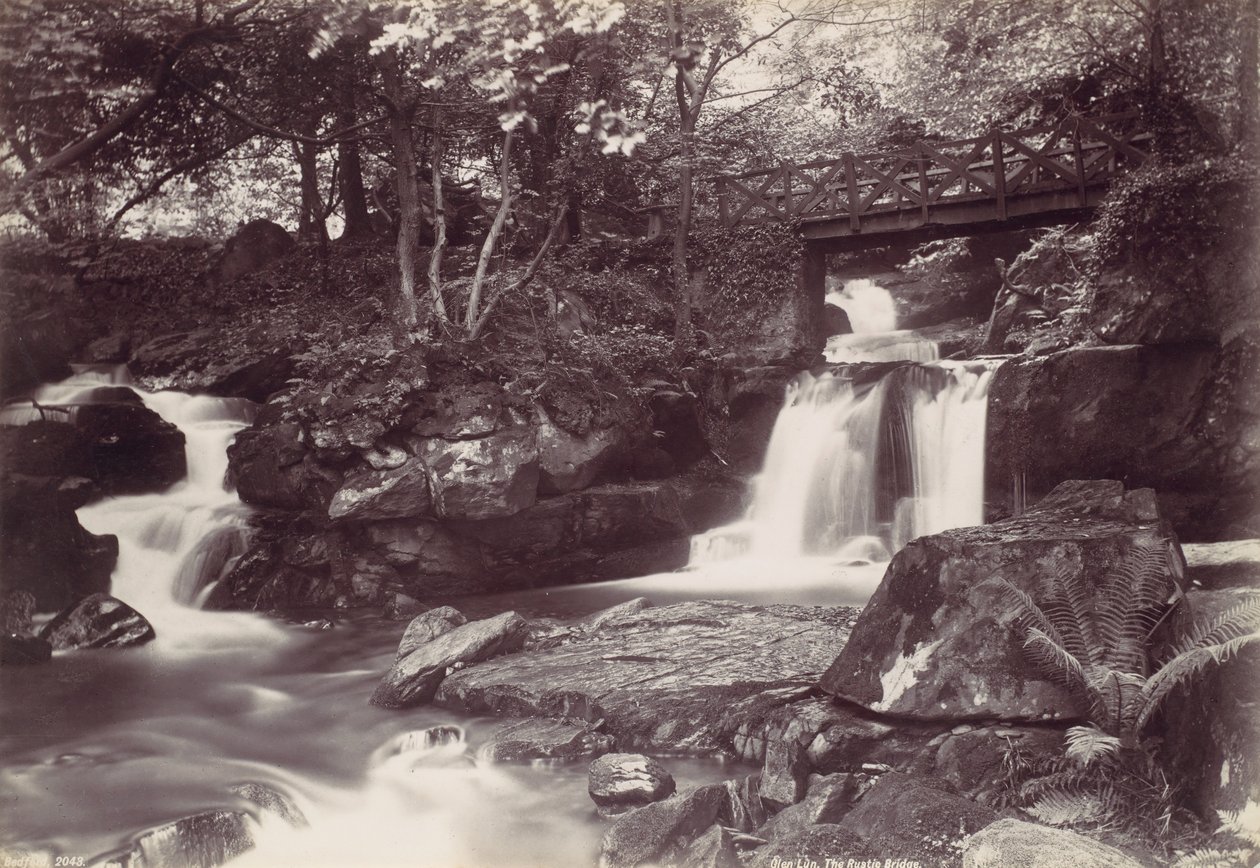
[692,280,1000,575]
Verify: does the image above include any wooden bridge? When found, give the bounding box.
[713,112,1151,251]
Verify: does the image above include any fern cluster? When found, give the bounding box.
[995,541,1260,852]
[997,541,1260,753]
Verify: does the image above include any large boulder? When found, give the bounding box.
[1161,587,1260,822]
[39,593,155,649]
[820,480,1175,721]
[73,403,187,494]
[0,474,117,611]
[370,611,527,708]
[589,753,677,816]
[415,426,539,520]
[0,421,92,478]
[963,818,1145,868]
[228,423,337,511]
[132,329,297,403]
[986,339,1260,540]
[327,459,432,521]
[0,308,83,399]
[215,218,295,284]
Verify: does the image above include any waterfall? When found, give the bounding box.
[6,365,269,639]
[693,282,1000,571]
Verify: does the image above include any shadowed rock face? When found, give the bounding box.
[986,339,1260,540]
[435,600,855,754]
[820,480,1176,721]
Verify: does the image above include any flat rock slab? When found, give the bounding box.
[482,718,614,762]
[435,600,854,753]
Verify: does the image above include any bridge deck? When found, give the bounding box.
[714,113,1150,249]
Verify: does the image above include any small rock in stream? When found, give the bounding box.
[589,753,677,816]
[39,593,155,650]
[395,606,467,658]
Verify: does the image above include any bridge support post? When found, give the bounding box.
[799,244,827,354]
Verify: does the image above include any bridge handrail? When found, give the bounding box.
[713,111,1150,230]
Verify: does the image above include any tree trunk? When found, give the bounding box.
[427,105,448,322]
[295,140,325,243]
[337,104,373,239]
[380,57,421,327]
[466,128,514,330]
[672,75,696,349]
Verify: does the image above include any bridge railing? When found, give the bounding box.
[714,112,1151,230]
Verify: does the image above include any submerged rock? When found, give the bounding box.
[371,611,527,708]
[484,718,614,762]
[589,753,676,815]
[820,480,1176,721]
[39,593,156,650]
[962,818,1144,868]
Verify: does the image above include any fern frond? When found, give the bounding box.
[1218,804,1260,847]
[1083,668,1145,736]
[1094,543,1177,675]
[1023,627,1090,695]
[1026,789,1106,826]
[1038,564,1098,664]
[1171,848,1254,868]
[1167,597,1260,660]
[1064,725,1122,766]
[1137,632,1260,733]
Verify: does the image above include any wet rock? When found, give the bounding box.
[484,718,614,762]
[371,611,527,708]
[99,810,259,867]
[747,824,873,868]
[0,589,36,634]
[820,481,1175,721]
[39,593,156,650]
[133,329,297,403]
[723,365,795,473]
[416,427,539,520]
[327,459,432,521]
[1183,540,1260,589]
[823,302,853,337]
[229,423,337,511]
[718,775,768,833]
[678,823,739,868]
[836,772,997,867]
[377,725,466,759]
[756,773,866,843]
[536,409,625,494]
[0,420,92,479]
[962,818,1144,868]
[230,782,308,828]
[582,597,649,630]
[589,753,677,815]
[450,479,742,587]
[986,341,1260,540]
[383,592,426,620]
[85,332,131,363]
[0,474,117,611]
[97,780,305,867]
[598,784,724,868]
[73,403,186,494]
[0,633,52,665]
[1162,587,1260,822]
[437,601,851,754]
[216,218,295,284]
[395,606,467,658]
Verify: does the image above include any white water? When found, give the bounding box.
[694,281,1000,572]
